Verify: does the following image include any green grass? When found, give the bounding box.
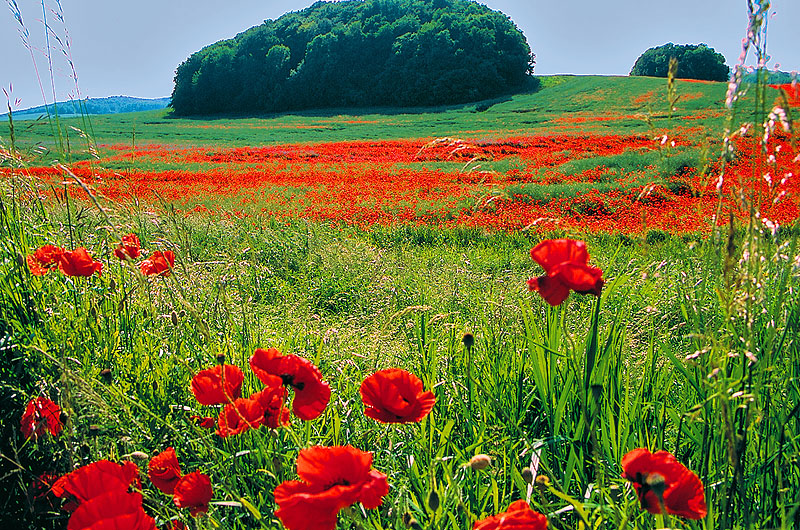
[3,76,742,165]
[2,70,799,530]
[2,174,799,528]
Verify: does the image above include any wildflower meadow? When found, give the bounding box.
[1,2,799,530]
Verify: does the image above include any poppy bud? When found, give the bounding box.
[152,380,158,392]
[128,451,149,461]
[607,483,621,503]
[16,252,25,268]
[521,467,534,484]
[427,490,439,511]
[88,424,102,436]
[272,456,282,474]
[535,475,551,490]
[59,411,69,424]
[99,368,112,383]
[171,310,179,326]
[645,472,667,498]
[109,278,116,292]
[215,353,226,365]
[462,332,474,349]
[469,454,492,470]
[89,306,97,320]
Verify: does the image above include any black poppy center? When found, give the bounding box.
[280,373,305,390]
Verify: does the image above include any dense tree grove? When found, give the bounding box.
[630,43,729,82]
[170,0,534,115]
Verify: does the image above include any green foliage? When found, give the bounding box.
[630,43,730,82]
[170,0,534,115]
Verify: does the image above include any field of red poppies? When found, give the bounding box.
[2,68,800,530]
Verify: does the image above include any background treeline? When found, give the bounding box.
[2,96,170,120]
[630,43,730,81]
[170,0,534,115]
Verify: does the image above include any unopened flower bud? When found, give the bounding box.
[16,252,25,268]
[128,451,149,461]
[88,424,102,436]
[535,475,551,488]
[109,278,116,292]
[462,332,475,349]
[521,467,533,484]
[99,368,112,383]
[170,310,178,326]
[427,490,440,511]
[645,472,666,498]
[215,353,226,364]
[469,454,492,470]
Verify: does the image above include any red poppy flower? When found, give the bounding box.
[215,385,290,436]
[148,447,182,495]
[58,247,103,277]
[20,396,64,440]
[53,460,141,511]
[274,445,389,530]
[249,348,331,420]
[114,233,141,260]
[360,368,435,423]
[621,448,707,520]
[190,415,215,429]
[66,490,156,530]
[27,244,65,275]
[140,250,175,276]
[474,500,548,530]
[215,396,267,437]
[251,385,291,429]
[190,364,244,405]
[173,471,213,517]
[527,239,604,306]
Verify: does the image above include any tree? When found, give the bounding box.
[170,0,534,115]
[630,43,729,82]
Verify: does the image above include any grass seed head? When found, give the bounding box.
[469,454,492,470]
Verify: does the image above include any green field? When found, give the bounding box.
[1,74,799,530]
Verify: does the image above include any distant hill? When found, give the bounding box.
[2,96,170,119]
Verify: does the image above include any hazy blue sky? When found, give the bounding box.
[2,0,798,110]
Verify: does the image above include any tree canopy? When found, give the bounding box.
[630,43,729,82]
[170,0,534,115]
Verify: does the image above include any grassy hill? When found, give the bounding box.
[6,75,743,155]
[2,95,170,120]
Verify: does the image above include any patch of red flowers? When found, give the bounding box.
[114,233,142,260]
[190,364,244,405]
[27,245,103,277]
[26,245,64,275]
[360,368,435,423]
[474,500,548,530]
[770,83,800,109]
[51,460,155,528]
[621,448,707,520]
[274,445,389,530]
[148,447,182,495]
[249,347,331,421]
[527,239,604,306]
[20,396,64,440]
[173,471,213,517]
[140,249,175,276]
